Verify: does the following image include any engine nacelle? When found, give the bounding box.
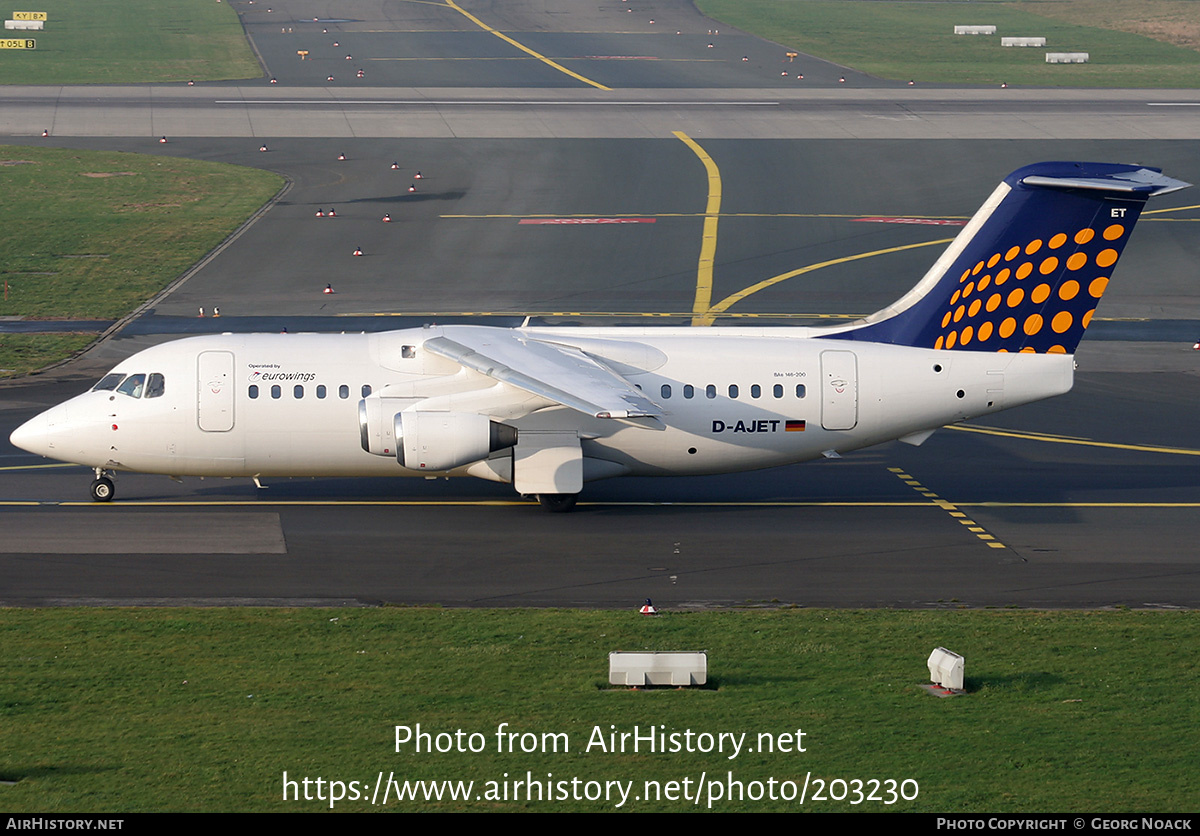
[395,411,518,472]
[359,397,420,457]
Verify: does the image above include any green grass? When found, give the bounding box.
[0,145,282,376]
[0,333,95,376]
[0,0,260,84]
[0,607,1195,811]
[696,0,1200,87]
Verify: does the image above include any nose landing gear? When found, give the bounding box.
[91,468,115,502]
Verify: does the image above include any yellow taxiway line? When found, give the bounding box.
[2,499,1195,509]
[671,131,723,325]
[335,311,863,319]
[443,0,610,90]
[948,424,1200,457]
[698,239,954,326]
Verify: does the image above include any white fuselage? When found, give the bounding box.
[16,326,1074,488]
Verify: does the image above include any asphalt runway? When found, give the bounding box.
[1,0,1198,608]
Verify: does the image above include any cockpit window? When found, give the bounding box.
[145,373,165,399]
[93,373,125,392]
[116,374,146,399]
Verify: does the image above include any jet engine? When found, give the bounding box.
[359,400,516,471]
[395,411,518,471]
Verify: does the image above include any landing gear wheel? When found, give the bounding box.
[537,493,578,513]
[90,477,115,503]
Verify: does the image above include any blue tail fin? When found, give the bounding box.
[827,162,1189,354]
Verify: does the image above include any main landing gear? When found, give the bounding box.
[536,493,578,513]
[91,468,115,502]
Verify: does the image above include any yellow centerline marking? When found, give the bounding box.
[948,424,1200,457]
[697,239,954,326]
[2,499,1196,509]
[671,131,723,326]
[371,57,719,63]
[22,500,952,508]
[441,212,970,220]
[335,311,863,319]
[956,502,1200,508]
[0,463,83,472]
[442,0,610,90]
[332,309,1150,323]
[1142,203,1200,215]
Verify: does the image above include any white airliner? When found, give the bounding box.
[10,162,1188,510]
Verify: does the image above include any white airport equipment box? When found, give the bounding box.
[1002,37,1045,47]
[927,647,965,691]
[1046,52,1089,63]
[609,651,707,686]
[954,25,996,35]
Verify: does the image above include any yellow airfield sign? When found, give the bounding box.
[0,38,35,48]
[12,11,47,20]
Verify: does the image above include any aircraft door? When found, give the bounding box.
[820,350,858,430]
[198,350,235,432]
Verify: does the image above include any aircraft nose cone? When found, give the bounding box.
[10,412,51,456]
[9,404,65,458]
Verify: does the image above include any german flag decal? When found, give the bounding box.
[786,420,806,432]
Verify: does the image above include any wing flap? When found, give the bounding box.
[423,328,664,419]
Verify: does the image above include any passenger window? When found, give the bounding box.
[796,384,806,399]
[271,385,281,399]
[728,384,739,399]
[249,385,259,399]
[705,384,716,399]
[92,373,124,392]
[751,384,761,399]
[317,385,326,399]
[117,374,146,399]
[145,373,165,399]
[294,385,304,399]
[339,385,349,399]
[773,384,783,399]
[362,384,372,397]
[660,384,672,399]
[402,345,416,359]
[683,385,694,399]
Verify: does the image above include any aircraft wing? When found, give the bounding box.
[423,328,664,419]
